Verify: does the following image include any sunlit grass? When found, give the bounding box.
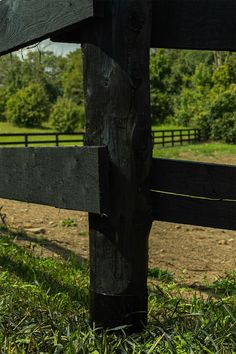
[0,228,235,353]
[153,142,236,162]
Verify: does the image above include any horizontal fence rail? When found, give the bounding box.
[150,158,236,231]
[0,129,200,148]
[0,132,85,147]
[0,146,108,214]
[151,128,201,147]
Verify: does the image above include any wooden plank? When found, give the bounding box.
[151,0,236,50]
[82,0,152,330]
[151,191,236,230]
[150,158,236,200]
[0,0,102,56]
[0,146,108,214]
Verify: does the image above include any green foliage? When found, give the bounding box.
[148,268,173,282]
[0,87,8,121]
[50,97,84,133]
[196,85,236,142]
[60,49,84,105]
[5,83,50,128]
[61,218,77,228]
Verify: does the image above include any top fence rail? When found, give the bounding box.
[0,129,201,148]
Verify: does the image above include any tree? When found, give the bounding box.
[50,97,84,133]
[0,87,8,121]
[60,49,84,105]
[6,83,50,127]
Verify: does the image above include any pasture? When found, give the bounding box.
[0,145,235,353]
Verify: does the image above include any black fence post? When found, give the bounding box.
[24,134,28,147]
[55,133,59,147]
[180,130,183,145]
[82,0,152,331]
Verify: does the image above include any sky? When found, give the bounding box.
[19,39,80,57]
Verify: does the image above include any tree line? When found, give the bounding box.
[0,48,236,142]
[0,49,84,132]
[151,49,236,143]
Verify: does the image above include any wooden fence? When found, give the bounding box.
[0,129,200,148]
[1,0,236,332]
[152,128,201,147]
[0,132,85,147]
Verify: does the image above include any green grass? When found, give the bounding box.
[0,227,235,353]
[0,121,53,134]
[0,122,84,147]
[153,142,236,162]
[152,124,189,131]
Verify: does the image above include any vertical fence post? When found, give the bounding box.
[194,129,197,143]
[82,0,152,331]
[24,134,28,147]
[162,131,165,147]
[55,133,59,147]
[171,130,174,146]
[188,129,191,144]
[180,130,183,145]
[198,129,201,143]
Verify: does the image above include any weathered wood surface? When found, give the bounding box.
[82,0,152,330]
[151,191,236,231]
[0,147,108,214]
[0,0,102,56]
[54,0,236,51]
[151,0,236,51]
[150,158,236,200]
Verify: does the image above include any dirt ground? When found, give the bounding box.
[0,196,235,287]
[0,151,235,287]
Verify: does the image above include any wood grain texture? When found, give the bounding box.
[52,0,236,51]
[0,0,102,56]
[82,0,152,330]
[151,191,236,231]
[0,146,108,214]
[150,158,236,200]
[151,0,236,50]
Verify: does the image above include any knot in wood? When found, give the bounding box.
[127,2,146,33]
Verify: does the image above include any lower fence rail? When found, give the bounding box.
[150,158,236,231]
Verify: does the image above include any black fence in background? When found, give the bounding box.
[152,128,201,147]
[0,132,85,147]
[0,129,201,148]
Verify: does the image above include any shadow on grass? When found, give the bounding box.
[0,225,88,268]
[0,229,89,306]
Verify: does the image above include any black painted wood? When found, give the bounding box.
[82,0,152,331]
[151,191,236,231]
[0,0,102,56]
[53,0,236,51]
[0,146,108,214]
[151,0,236,51]
[151,158,236,200]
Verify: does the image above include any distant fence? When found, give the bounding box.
[0,129,201,148]
[152,128,201,147]
[0,132,85,147]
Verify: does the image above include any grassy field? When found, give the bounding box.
[0,122,235,352]
[0,122,84,147]
[0,225,235,353]
[153,142,236,163]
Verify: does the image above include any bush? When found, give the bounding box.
[6,83,50,127]
[0,88,8,121]
[50,97,84,133]
[211,113,236,143]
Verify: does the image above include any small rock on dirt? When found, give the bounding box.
[25,227,46,235]
[218,239,228,245]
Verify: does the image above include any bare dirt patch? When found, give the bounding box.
[1,198,235,287]
[0,155,235,286]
